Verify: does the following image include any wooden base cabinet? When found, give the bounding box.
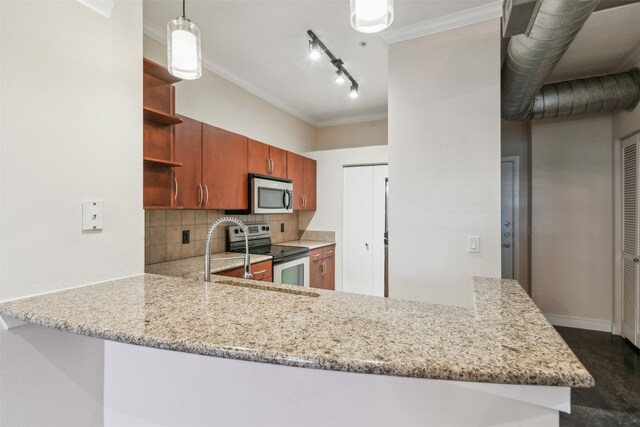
[309,245,335,290]
[216,260,273,282]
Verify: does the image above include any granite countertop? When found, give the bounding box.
[145,253,273,280]
[0,275,593,388]
[279,240,335,250]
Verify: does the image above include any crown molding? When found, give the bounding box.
[316,112,388,128]
[77,0,114,17]
[379,1,503,46]
[143,20,319,127]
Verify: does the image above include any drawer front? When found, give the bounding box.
[251,260,273,281]
[217,260,273,281]
[322,245,335,259]
[309,248,323,262]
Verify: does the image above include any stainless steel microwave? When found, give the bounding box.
[251,175,293,214]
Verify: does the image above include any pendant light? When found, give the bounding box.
[167,0,202,80]
[350,0,394,33]
[335,69,345,84]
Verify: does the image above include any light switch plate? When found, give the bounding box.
[468,236,480,253]
[83,201,104,231]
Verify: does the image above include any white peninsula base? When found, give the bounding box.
[105,341,570,427]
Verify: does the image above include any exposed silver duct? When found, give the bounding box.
[529,69,640,119]
[501,0,600,120]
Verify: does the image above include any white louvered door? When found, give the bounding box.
[622,134,640,346]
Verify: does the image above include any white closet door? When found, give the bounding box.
[371,165,388,297]
[343,167,374,295]
[622,135,639,346]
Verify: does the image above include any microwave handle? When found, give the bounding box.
[283,190,291,209]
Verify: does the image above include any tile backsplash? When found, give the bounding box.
[145,210,300,265]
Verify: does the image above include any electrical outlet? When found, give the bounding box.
[280,223,285,232]
[182,230,190,244]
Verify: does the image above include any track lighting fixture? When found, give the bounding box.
[350,84,359,98]
[309,39,321,60]
[307,30,359,99]
[167,0,202,79]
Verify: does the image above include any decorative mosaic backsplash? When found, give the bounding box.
[145,210,300,265]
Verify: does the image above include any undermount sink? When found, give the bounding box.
[215,280,320,297]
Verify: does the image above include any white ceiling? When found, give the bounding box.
[548,2,640,82]
[143,0,498,126]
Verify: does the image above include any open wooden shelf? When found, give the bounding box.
[144,157,183,168]
[143,58,182,84]
[144,107,183,126]
[144,206,184,210]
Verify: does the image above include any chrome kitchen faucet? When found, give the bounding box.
[204,217,252,282]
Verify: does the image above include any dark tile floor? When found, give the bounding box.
[556,326,640,426]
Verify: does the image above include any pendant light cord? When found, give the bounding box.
[182,0,186,18]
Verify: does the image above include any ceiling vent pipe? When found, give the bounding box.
[501,0,600,120]
[529,68,640,119]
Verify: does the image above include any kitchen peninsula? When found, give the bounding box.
[0,274,592,427]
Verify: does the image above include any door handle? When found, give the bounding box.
[634,258,639,263]
[320,261,326,275]
[503,243,511,248]
[174,177,179,201]
[198,184,203,206]
[365,243,369,250]
[204,184,209,205]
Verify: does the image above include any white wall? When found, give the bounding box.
[300,146,389,292]
[0,1,144,424]
[316,119,388,151]
[531,114,613,328]
[387,19,502,307]
[144,36,316,154]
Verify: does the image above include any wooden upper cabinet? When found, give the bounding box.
[286,152,305,210]
[174,116,203,209]
[302,157,317,210]
[248,139,288,179]
[269,146,288,179]
[202,124,248,210]
[247,139,270,176]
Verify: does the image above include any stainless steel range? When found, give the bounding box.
[227,224,309,287]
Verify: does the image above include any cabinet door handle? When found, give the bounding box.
[322,261,326,275]
[174,177,179,201]
[204,184,209,205]
[253,269,267,275]
[269,158,274,174]
[198,184,203,206]
[302,194,306,208]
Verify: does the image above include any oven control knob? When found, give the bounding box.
[266,226,269,231]
[234,229,239,234]
[261,226,266,231]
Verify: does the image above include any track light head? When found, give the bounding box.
[309,39,321,60]
[350,84,359,98]
[335,69,345,84]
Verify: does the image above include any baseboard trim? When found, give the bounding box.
[544,314,612,333]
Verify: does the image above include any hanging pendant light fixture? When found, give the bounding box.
[167,0,201,80]
[350,0,394,33]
